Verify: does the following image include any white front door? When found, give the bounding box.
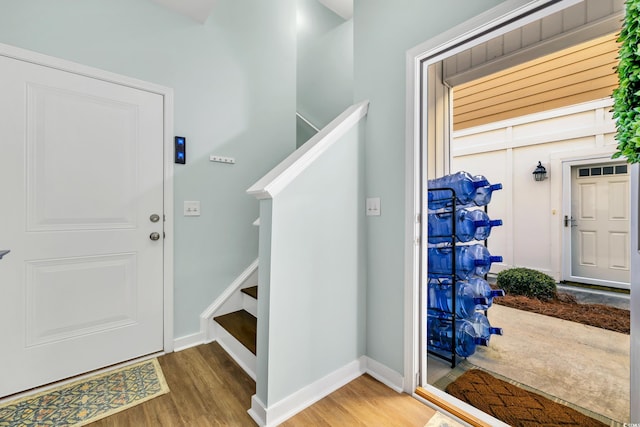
[0,54,165,397]
[569,163,630,288]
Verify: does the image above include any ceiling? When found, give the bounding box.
[150,0,352,23]
[317,0,352,20]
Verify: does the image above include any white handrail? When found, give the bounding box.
[247,101,369,200]
[296,112,320,133]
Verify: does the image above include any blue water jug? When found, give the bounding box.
[471,212,503,241]
[428,208,503,243]
[466,311,503,341]
[467,277,505,309]
[427,171,489,210]
[427,278,488,318]
[472,175,503,207]
[427,244,503,279]
[427,315,488,358]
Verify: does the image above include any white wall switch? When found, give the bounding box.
[184,201,201,216]
[366,197,381,216]
[209,155,235,164]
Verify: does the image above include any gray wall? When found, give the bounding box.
[296,115,319,148]
[0,0,296,338]
[353,0,506,374]
[257,120,366,406]
[297,0,353,141]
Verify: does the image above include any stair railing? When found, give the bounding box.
[246,101,369,426]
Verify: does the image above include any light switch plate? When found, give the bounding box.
[366,197,381,216]
[184,201,201,216]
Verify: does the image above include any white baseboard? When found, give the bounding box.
[363,356,405,393]
[174,333,403,426]
[250,357,366,427]
[173,331,205,352]
[248,395,267,426]
[247,356,405,426]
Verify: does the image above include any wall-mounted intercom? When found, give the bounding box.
[175,136,186,164]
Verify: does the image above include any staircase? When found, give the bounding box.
[212,285,258,379]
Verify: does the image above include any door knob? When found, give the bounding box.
[150,232,161,241]
[150,214,160,223]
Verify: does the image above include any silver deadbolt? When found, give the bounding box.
[150,232,161,241]
[150,214,160,223]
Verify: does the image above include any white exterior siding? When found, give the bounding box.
[451,98,617,280]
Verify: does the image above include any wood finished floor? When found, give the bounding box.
[88,342,436,426]
[279,374,437,427]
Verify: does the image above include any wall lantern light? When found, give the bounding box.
[532,161,547,181]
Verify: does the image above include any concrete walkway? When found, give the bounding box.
[468,304,630,423]
[557,283,630,310]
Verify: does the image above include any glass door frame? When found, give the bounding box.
[403,0,637,424]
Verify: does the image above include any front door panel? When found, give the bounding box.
[0,54,165,397]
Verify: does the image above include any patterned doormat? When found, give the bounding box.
[432,360,623,427]
[0,359,169,427]
[445,368,609,427]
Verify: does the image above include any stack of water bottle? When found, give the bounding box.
[427,171,505,364]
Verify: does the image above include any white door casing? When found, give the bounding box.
[569,163,630,287]
[0,47,173,397]
[406,1,636,424]
[630,163,639,423]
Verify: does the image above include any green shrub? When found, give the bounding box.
[612,0,640,163]
[496,267,557,300]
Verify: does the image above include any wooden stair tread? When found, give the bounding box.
[241,286,258,299]
[214,310,257,355]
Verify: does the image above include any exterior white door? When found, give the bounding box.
[0,54,165,397]
[570,163,630,287]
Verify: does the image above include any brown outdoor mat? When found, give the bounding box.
[445,369,607,427]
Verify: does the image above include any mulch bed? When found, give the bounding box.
[446,369,607,427]
[494,292,630,334]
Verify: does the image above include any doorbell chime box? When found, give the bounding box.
[175,136,186,164]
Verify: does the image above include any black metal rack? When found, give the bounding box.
[426,187,458,368]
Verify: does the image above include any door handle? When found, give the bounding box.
[149,232,161,241]
[0,250,10,260]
